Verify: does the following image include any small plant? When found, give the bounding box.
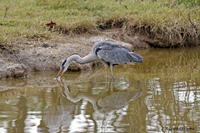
[177,0,200,7]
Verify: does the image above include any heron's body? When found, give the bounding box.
[56,41,142,78]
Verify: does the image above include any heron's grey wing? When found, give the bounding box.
[93,41,132,53]
[97,47,142,65]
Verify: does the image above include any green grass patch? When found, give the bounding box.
[0,0,200,48]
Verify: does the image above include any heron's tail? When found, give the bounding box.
[130,52,142,63]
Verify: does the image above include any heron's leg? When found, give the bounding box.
[106,65,108,77]
[104,65,108,79]
[110,65,114,78]
[110,78,114,92]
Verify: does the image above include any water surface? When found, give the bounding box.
[0,48,200,133]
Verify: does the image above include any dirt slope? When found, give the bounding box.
[0,29,150,79]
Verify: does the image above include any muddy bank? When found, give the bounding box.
[0,28,154,79]
[0,58,27,79]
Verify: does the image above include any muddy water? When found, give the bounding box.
[0,48,200,133]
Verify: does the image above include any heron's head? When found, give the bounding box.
[56,58,70,78]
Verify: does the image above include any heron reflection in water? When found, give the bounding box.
[56,41,142,78]
[37,79,142,132]
[58,79,143,114]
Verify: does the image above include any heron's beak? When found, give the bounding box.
[56,68,64,78]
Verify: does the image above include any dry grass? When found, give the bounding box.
[0,0,199,49]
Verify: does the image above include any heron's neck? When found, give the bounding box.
[68,53,97,64]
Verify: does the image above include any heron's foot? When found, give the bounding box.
[111,75,115,79]
[56,76,62,81]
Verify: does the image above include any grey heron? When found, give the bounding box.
[56,41,142,78]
